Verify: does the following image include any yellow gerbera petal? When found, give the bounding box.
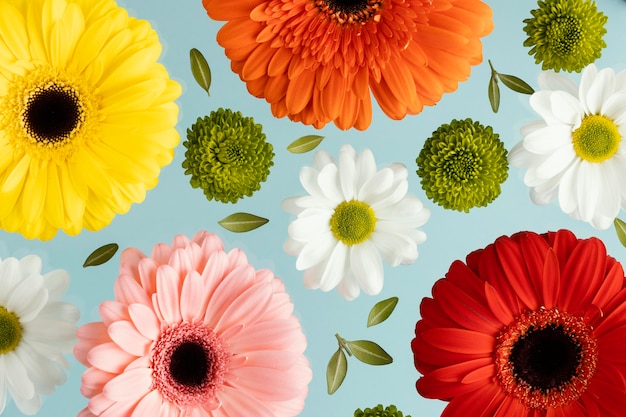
[47,2,84,67]
[0,2,29,60]
[44,162,64,228]
[0,0,180,240]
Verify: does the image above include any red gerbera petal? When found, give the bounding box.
[412,229,626,417]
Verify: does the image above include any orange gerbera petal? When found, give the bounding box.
[203,0,493,130]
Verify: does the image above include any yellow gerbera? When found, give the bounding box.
[0,0,181,240]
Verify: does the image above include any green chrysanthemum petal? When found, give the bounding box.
[523,0,607,72]
[354,404,410,417]
[416,118,508,213]
[182,108,274,203]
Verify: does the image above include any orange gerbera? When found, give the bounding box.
[202,0,493,130]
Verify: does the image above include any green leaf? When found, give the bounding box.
[218,212,269,232]
[367,296,399,327]
[615,218,626,247]
[286,135,325,154]
[326,348,348,394]
[345,340,393,365]
[497,73,535,95]
[83,243,119,268]
[190,48,211,95]
[488,75,500,113]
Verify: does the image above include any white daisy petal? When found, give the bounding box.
[317,164,343,203]
[2,352,35,400]
[312,149,334,170]
[350,242,384,296]
[520,120,548,138]
[508,141,536,168]
[530,91,562,125]
[550,91,584,126]
[578,64,599,113]
[318,243,348,292]
[358,167,393,202]
[512,64,626,230]
[299,166,324,198]
[16,343,66,394]
[576,162,600,223]
[283,146,428,299]
[18,255,42,279]
[7,273,48,322]
[355,147,377,190]
[615,68,626,91]
[600,92,626,123]
[283,238,304,256]
[556,158,580,214]
[370,230,418,266]
[335,272,360,301]
[42,269,70,302]
[0,373,6,414]
[538,70,578,95]
[534,145,576,179]
[592,160,621,222]
[584,67,616,115]
[7,384,41,415]
[295,232,336,271]
[281,196,303,215]
[288,213,331,243]
[339,144,356,200]
[0,257,21,304]
[522,124,572,154]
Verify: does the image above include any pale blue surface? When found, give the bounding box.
[2,1,626,416]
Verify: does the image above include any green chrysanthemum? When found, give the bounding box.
[523,0,607,72]
[416,118,508,213]
[183,108,274,203]
[354,404,410,417]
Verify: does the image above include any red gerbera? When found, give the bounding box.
[412,229,626,416]
[202,0,493,130]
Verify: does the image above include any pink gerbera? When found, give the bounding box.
[74,231,312,417]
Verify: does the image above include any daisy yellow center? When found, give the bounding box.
[330,200,376,245]
[0,306,22,354]
[315,0,383,25]
[572,114,620,163]
[495,309,597,409]
[547,16,582,56]
[0,66,98,162]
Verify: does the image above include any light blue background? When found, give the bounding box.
[2,1,626,416]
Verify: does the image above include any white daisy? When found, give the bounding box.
[282,144,430,300]
[509,64,626,229]
[0,255,79,415]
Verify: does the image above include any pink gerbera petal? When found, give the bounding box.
[76,231,311,417]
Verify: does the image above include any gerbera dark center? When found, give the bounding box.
[151,323,228,407]
[325,0,369,14]
[316,0,382,25]
[495,309,598,409]
[509,325,580,392]
[547,16,582,56]
[23,85,83,144]
[0,306,23,354]
[169,342,210,387]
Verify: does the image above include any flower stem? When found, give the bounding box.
[335,333,352,356]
